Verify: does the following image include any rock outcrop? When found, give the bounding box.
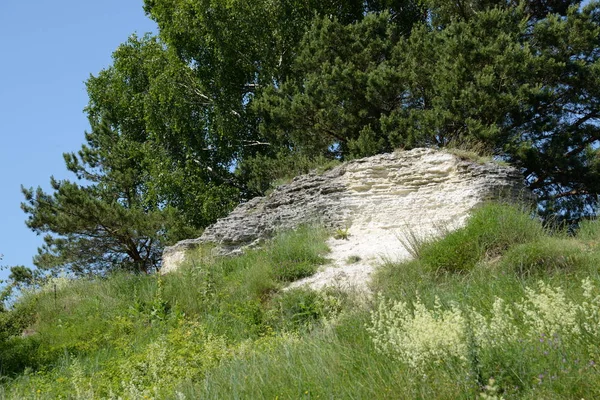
[162,148,531,289]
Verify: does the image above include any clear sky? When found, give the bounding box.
[0,1,157,282]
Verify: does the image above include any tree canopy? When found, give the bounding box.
[21,0,600,276]
[22,118,197,275]
[258,0,600,219]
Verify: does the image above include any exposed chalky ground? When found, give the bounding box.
[163,148,530,292]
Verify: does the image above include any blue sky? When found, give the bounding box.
[0,1,157,282]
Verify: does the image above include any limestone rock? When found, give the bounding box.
[162,148,531,289]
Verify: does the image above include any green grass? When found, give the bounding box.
[2,203,600,399]
[499,238,590,277]
[419,202,546,273]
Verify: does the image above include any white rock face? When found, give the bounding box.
[162,148,530,291]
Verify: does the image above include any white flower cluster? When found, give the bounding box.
[581,278,600,339]
[368,279,600,372]
[368,296,468,370]
[517,281,580,338]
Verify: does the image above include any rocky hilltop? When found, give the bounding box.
[162,148,530,289]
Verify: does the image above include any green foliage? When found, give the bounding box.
[0,299,36,345]
[29,1,599,277]
[85,34,241,228]
[237,151,341,195]
[368,278,600,397]
[0,227,331,396]
[8,0,600,394]
[266,288,342,332]
[187,314,418,400]
[21,118,197,275]
[256,11,404,158]
[134,0,422,204]
[444,143,498,165]
[6,208,600,398]
[465,203,546,255]
[257,1,600,220]
[500,238,588,276]
[421,229,483,272]
[333,227,350,240]
[268,226,329,282]
[419,203,545,273]
[7,266,34,288]
[577,218,600,242]
[371,202,595,305]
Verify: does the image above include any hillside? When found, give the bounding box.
[3,2,600,399]
[1,203,600,399]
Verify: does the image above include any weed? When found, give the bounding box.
[346,255,361,264]
[333,227,350,240]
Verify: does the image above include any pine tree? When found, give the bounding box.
[256,1,600,220]
[21,118,197,275]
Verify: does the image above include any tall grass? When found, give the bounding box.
[0,225,332,398]
[419,203,546,273]
[2,204,600,399]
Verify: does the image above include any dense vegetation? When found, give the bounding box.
[1,203,600,398]
[4,0,597,278]
[2,1,600,397]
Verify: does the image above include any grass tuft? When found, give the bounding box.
[419,203,545,273]
[500,238,587,277]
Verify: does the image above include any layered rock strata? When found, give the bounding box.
[162,148,530,289]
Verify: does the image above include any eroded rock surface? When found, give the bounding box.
[162,148,530,290]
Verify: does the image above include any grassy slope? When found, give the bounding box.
[1,204,600,399]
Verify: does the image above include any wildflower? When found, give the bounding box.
[368,296,469,371]
[517,281,580,339]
